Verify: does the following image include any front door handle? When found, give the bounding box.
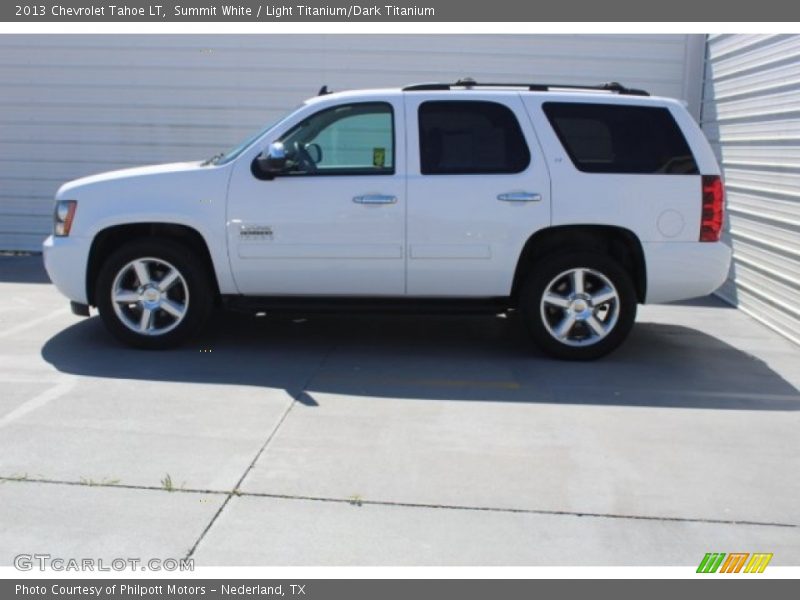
[353,194,397,205]
[497,192,542,203]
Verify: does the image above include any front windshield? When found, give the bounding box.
[206,104,302,166]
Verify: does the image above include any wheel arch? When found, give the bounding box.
[511,225,647,303]
[86,222,221,307]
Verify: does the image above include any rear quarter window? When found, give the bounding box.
[542,102,698,175]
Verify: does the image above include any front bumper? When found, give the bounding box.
[42,235,91,305]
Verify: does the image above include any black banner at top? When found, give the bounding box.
[2,0,799,22]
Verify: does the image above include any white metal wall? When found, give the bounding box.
[702,34,800,345]
[0,34,702,252]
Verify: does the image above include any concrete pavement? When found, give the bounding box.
[1,255,798,566]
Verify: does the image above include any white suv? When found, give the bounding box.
[43,80,731,360]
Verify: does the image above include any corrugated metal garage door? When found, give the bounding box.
[702,34,800,345]
[0,34,702,252]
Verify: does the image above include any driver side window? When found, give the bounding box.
[279,102,394,175]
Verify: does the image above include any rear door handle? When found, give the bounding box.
[497,192,542,202]
[353,194,397,204]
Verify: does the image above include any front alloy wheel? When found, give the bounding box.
[111,257,190,336]
[96,239,212,349]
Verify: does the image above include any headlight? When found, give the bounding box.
[54,200,77,237]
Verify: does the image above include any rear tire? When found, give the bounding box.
[95,238,213,349]
[519,251,637,360]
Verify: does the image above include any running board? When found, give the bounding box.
[222,295,512,316]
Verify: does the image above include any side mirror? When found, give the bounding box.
[254,142,287,177]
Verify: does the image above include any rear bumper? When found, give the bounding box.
[42,235,91,305]
[643,241,732,304]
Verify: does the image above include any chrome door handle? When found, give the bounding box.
[497,192,542,202]
[353,194,397,204]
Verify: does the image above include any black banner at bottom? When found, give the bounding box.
[3,579,798,600]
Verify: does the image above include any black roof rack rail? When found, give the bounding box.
[402,78,650,97]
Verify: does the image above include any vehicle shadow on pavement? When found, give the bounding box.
[40,310,800,411]
[0,255,50,284]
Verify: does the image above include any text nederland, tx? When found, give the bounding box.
[15,584,305,596]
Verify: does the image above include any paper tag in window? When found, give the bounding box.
[373,147,386,168]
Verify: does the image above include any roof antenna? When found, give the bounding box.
[318,85,331,96]
[455,77,476,87]
[600,82,625,93]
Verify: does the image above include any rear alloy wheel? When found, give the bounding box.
[520,252,636,360]
[96,239,212,349]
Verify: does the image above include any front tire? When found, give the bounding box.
[95,239,213,349]
[519,251,637,360]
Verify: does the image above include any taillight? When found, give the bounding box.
[700,175,724,242]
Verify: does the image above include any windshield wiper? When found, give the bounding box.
[202,152,225,166]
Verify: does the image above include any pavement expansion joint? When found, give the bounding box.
[3,475,796,530]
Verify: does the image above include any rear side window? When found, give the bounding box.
[542,102,698,174]
[418,101,530,175]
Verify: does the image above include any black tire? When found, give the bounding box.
[519,251,637,360]
[95,238,213,349]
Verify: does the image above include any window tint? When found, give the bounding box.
[418,101,530,175]
[542,102,698,174]
[279,102,394,175]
